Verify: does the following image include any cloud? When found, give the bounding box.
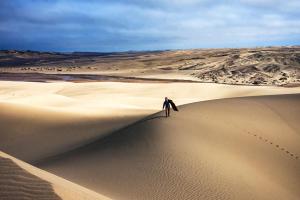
[0,0,299,51]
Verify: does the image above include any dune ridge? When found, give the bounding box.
[36,94,300,200]
[0,156,62,200]
[1,81,300,163]
[0,151,112,200]
[0,102,149,163]
[1,80,300,200]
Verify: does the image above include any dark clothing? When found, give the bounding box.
[163,100,170,109]
[163,100,171,117]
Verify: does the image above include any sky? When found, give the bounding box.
[0,0,300,52]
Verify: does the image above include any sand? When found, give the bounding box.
[0,151,111,200]
[1,47,300,86]
[37,94,300,200]
[1,81,300,163]
[1,46,300,200]
[0,80,300,200]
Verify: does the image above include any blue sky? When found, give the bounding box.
[0,0,300,52]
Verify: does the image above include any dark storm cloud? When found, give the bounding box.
[0,0,299,51]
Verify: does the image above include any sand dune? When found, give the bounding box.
[37,94,300,200]
[1,81,300,163]
[0,102,148,163]
[0,80,299,199]
[0,151,111,200]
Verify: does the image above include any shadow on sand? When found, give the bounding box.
[139,115,166,123]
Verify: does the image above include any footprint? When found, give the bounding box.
[244,133,297,161]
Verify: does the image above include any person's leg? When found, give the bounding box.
[167,107,170,117]
[165,108,168,117]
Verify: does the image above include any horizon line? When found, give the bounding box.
[1,45,300,54]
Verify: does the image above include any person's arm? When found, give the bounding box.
[163,101,165,109]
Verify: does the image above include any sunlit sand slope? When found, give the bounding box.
[38,94,300,200]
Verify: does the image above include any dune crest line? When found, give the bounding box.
[37,94,300,200]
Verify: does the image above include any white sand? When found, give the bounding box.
[1,81,299,112]
[0,81,300,162]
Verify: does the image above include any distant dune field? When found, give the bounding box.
[1,46,299,86]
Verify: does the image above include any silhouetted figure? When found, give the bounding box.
[163,97,171,117]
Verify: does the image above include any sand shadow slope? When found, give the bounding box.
[0,156,62,200]
[0,102,149,163]
[38,94,300,200]
[0,152,112,200]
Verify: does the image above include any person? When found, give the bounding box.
[162,97,171,117]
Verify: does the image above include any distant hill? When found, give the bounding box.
[0,46,299,86]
